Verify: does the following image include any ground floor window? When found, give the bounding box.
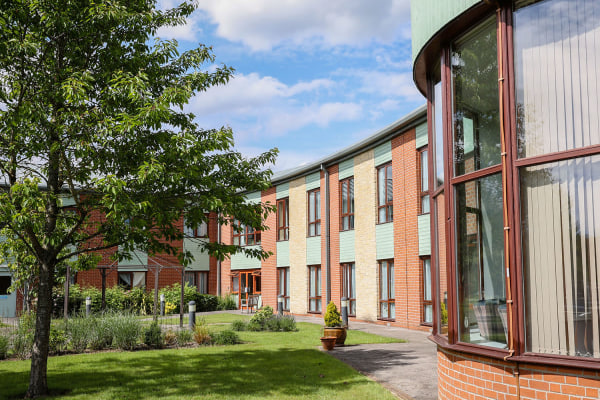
[278,267,290,311]
[231,270,261,308]
[378,260,395,320]
[185,271,209,294]
[422,258,432,324]
[118,272,146,290]
[0,276,11,295]
[341,263,356,316]
[308,265,321,313]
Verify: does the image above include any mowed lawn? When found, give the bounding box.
[0,316,401,400]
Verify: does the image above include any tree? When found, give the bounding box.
[0,1,277,397]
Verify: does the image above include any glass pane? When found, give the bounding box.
[389,263,394,298]
[349,300,356,316]
[185,272,196,288]
[380,262,388,300]
[310,299,316,312]
[378,168,386,206]
[424,259,432,301]
[389,302,395,319]
[349,215,354,230]
[118,273,131,289]
[316,268,321,295]
[198,221,208,237]
[309,193,315,222]
[435,194,448,336]
[387,166,393,203]
[278,203,284,228]
[341,181,348,213]
[309,224,315,236]
[452,18,501,176]
[349,179,354,213]
[351,264,356,298]
[515,0,600,159]
[310,268,315,296]
[379,208,386,223]
[285,269,290,295]
[317,299,321,313]
[455,173,506,347]
[422,195,430,214]
[434,81,444,188]
[381,302,388,319]
[316,222,320,236]
[421,150,429,192]
[521,155,600,357]
[424,305,433,324]
[342,216,349,231]
[315,191,321,220]
[232,277,239,292]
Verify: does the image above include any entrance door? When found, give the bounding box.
[232,270,261,308]
[0,273,16,318]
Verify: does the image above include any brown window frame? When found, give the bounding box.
[308,265,322,314]
[185,271,209,294]
[378,259,395,321]
[307,189,321,237]
[232,219,261,246]
[277,267,290,311]
[277,198,289,241]
[339,177,354,231]
[341,263,356,317]
[184,213,209,238]
[422,257,433,325]
[118,271,146,290]
[418,148,430,215]
[377,163,393,224]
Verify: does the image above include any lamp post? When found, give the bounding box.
[341,297,349,327]
[85,297,91,317]
[277,295,284,315]
[160,293,165,316]
[188,301,196,329]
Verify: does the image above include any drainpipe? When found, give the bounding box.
[322,164,331,304]
[217,215,222,297]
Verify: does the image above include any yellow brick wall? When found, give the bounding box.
[354,150,378,321]
[288,177,308,314]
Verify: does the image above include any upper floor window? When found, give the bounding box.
[377,163,393,223]
[340,177,354,231]
[184,219,208,238]
[307,189,321,236]
[419,149,430,214]
[232,219,261,246]
[277,198,289,241]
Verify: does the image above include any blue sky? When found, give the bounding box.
[157,0,424,172]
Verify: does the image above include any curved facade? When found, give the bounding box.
[412,0,600,398]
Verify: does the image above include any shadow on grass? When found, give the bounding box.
[1,347,373,400]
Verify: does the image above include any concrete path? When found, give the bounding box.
[294,315,438,400]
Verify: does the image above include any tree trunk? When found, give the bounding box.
[26,260,54,398]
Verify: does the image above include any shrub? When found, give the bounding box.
[265,315,297,332]
[324,301,342,327]
[13,311,35,359]
[249,305,273,329]
[66,314,95,352]
[175,329,193,347]
[230,320,247,331]
[143,321,164,349]
[108,312,142,350]
[0,333,9,359]
[88,316,113,350]
[217,293,237,310]
[163,330,178,346]
[246,321,263,332]
[212,330,240,345]
[192,319,211,345]
[197,294,219,312]
[49,326,68,354]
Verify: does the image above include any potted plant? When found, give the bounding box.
[320,335,336,351]
[323,301,347,345]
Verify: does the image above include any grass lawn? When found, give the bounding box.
[156,312,253,326]
[0,317,402,400]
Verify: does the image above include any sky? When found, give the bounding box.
[157,0,425,172]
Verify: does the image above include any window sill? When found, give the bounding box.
[339,228,355,232]
[376,221,393,225]
[276,239,289,242]
[306,234,321,238]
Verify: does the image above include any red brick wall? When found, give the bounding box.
[220,221,232,295]
[208,211,219,294]
[438,348,600,400]
[328,164,340,310]
[261,187,277,309]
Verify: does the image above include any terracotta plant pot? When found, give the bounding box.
[320,336,336,351]
[323,326,347,345]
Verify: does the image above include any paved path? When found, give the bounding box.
[294,315,438,400]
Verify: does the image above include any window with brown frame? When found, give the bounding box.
[341,263,356,316]
[277,198,289,241]
[307,189,321,236]
[118,272,146,290]
[278,267,290,311]
[184,214,209,238]
[232,219,261,246]
[377,163,393,223]
[185,271,209,294]
[378,260,395,320]
[418,149,430,215]
[308,265,321,313]
[339,177,354,231]
[422,258,432,324]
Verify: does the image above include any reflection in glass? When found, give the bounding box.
[434,194,448,336]
[452,18,501,176]
[515,0,600,158]
[455,173,506,348]
[434,81,444,188]
[521,155,600,357]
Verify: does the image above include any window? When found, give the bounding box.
[185,271,208,294]
[377,163,393,223]
[184,219,208,238]
[0,276,11,295]
[118,272,146,290]
[307,189,321,236]
[379,260,395,320]
[423,258,433,324]
[278,267,290,311]
[419,149,430,214]
[341,263,356,316]
[308,265,321,313]
[340,177,354,230]
[232,220,261,246]
[277,198,289,241]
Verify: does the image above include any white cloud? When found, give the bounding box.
[196,0,411,51]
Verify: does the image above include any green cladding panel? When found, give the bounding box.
[118,248,148,271]
[374,141,392,167]
[245,191,261,204]
[277,241,290,267]
[411,0,481,61]
[306,236,321,265]
[184,239,210,271]
[338,158,354,180]
[339,230,355,263]
[415,122,429,149]
[418,214,431,256]
[376,223,394,260]
[230,245,262,270]
[305,172,321,191]
[276,183,289,199]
